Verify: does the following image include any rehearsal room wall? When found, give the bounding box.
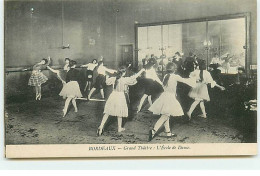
[5,0,257,99]
[116,0,257,65]
[5,0,116,67]
[5,0,116,99]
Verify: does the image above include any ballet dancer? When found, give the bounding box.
[187,60,225,119]
[28,57,50,100]
[148,62,196,141]
[97,66,145,135]
[81,59,98,91]
[88,61,116,100]
[137,58,163,112]
[59,60,83,117]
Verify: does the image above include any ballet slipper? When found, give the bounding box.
[63,109,67,117]
[118,128,125,133]
[187,112,192,120]
[36,94,40,100]
[137,108,141,113]
[148,129,156,142]
[38,94,41,100]
[198,113,207,118]
[165,131,177,138]
[74,108,78,113]
[97,128,103,136]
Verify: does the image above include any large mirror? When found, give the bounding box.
[135,14,249,75]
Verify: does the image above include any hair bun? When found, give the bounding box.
[69,60,77,67]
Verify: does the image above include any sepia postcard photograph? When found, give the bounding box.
[3,0,257,158]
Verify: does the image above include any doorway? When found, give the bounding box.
[119,44,134,67]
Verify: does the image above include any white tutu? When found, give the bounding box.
[59,81,83,99]
[104,91,128,117]
[189,82,210,101]
[149,92,184,117]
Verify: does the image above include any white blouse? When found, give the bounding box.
[106,76,137,92]
[64,64,69,72]
[145,67,163,85]
[163,74,196,93]
[97,65,115,75]
[189,70,216,88]
[84,63,98,71]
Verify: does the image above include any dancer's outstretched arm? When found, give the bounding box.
[80,64,89,68]
[205,71,225,90]
[47,66,66,84]
[176,75,196,88]
[215,84,225,90]
[47,66,59,74]
[105,67,117,74]
[132,68,145,79]
[146,68,163,85]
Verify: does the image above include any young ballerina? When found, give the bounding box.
[59,60,83,117]
[64,58,70,72]
[47,57,71,82]
[148,62,196,141]
[137,58,163,112]
[28,57,50,100]
[97,66,145,136]
[88,61,116,100]
[187,60,225,119]
[80,59,98,91]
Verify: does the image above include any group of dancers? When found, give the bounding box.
[27,53,225,141]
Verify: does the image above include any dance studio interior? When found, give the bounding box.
[4,0,257,144]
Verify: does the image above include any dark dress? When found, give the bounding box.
[94,75,106,89]
[183,56,196,77]
[210,68,222,85]
[66,68,80,83]
[59,68,82,98]
[142,68,163,96]
[86,70,94,81]
[172,58,183,76]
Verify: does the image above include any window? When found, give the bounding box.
[136,14,248,75]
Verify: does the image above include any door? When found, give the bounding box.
[119,44,133,66]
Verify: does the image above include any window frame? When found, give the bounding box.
[134,13,251,76]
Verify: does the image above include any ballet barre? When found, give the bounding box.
[76,98,106,102]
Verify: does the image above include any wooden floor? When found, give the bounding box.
[5,86,256,144]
